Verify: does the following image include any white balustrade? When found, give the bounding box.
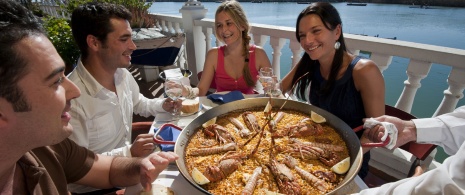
[151,12,465,116]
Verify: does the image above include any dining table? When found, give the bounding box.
[124,94,369,195]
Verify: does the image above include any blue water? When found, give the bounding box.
[150,2,465,162]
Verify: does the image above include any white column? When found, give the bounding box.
[252,34,268,48]
[203,27,213,55]
[167,21,174,34]
[161,20,168,33]
[434,67,465,116]
[396,59,432,113]
[270,37,286,80]
[179,0,207,85]
[174,23,182,33]
[370,52,393,73]
[289,40,303,70]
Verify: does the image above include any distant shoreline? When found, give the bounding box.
[148,0,465,8]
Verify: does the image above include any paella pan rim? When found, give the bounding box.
[175,97,363,194]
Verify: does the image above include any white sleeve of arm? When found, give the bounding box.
[133,94,166,117]
[101,145,132,157]
[356,142,465,195]
[127,71,167,117]
[356,106,465,195]
[414,106,465,155]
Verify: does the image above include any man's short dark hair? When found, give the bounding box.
[71,2,132,59]
[0,0,44,112]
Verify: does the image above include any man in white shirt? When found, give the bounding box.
[358,106,465,194]
[67,2,180,194]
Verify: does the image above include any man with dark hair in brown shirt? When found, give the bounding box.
[0,1,178,194]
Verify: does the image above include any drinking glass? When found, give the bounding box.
[164,77,183,120]
[259,67,274,95]
[270,81,283,98]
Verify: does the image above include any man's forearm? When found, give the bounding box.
[109,157,142,187]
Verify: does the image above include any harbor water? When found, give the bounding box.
[149,2,465,162]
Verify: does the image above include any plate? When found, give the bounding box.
[200,97,219,110]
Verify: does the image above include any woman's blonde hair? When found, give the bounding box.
[215,0,254,86]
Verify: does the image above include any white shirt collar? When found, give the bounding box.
[74,59,126,97]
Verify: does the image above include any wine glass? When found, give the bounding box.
[164,77,183,120]
[270,81,283,98]
[259,67,274,96]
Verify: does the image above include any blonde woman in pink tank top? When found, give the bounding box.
[183,0,271,97]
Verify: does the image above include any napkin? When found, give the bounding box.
[164,68,183,79]
[363,118,398,150]
[207,90,244,104]
[154,126,181,151]
[163,68,190,85]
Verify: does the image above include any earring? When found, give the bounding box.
[334,41,341,50]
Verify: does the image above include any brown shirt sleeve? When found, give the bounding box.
[52,138,96,183]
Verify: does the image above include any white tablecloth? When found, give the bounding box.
[125,95,369,194]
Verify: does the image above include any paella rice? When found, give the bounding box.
[184,107,350,195]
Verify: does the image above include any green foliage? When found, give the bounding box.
[42,0,155,74]
[43,16,80,74]
[59,0,155,28]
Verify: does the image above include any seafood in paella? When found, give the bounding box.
[184,101,350,195]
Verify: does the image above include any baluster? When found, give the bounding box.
[370,52,393,73]
[53,4,59,18]
[174,22,181,34]
[252,34,267,48]
[289,40,303,69]
[434,67,465,116]
[155,20,161,29]
[167,21,174,34]
[161,20,168,33]
[396,59,432,113]
[269,37,286,79]
[203,27,213,54]
[214,28,221,47]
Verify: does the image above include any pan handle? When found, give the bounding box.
[153,123,183,145]
[354,125,390,147]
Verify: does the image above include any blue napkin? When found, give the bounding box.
[207,90,244,104]
[154,126,181,151]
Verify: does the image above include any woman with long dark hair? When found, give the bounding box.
[280,2,385,179]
